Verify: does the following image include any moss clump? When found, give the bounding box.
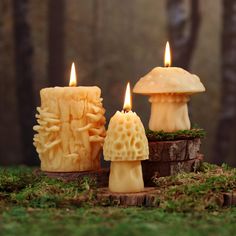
[146,128,206,141]
[0,167,38,192]
[153,162,236,212]
[0,167,96,208]
[0,163,236,212]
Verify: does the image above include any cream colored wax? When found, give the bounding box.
[133,67,205,132]
[133,42,205,132]
[33,86,106,172]
[103,110,149,193]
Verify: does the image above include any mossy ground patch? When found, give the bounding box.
[0,163,236,235]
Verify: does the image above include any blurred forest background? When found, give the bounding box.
[0,0,236,167]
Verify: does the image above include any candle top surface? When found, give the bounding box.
[40,86,102,106]
[40,86,101,96]
[42,86,100,90]
[133,67,205,95]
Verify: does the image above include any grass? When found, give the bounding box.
[0,163,236,235]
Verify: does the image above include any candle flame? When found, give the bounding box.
[69,62,77,86]
[123,82,132,112]
[164,41,171,67]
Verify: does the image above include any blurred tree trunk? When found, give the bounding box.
[48,0,65,86]
[166,0,201,69]
[13,0,37,165]
[91,0,99,82]
[213,0,236,165]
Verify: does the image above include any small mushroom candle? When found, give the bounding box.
[33,63,106,172]
[103,83,149,193]
[133,42,205,132]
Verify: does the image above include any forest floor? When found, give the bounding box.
[0,163,236,236]
[1,206,236,236]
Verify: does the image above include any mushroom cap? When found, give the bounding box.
[133,67,205,95]
[103,111,149,162]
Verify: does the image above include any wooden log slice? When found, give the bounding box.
[42,168,109,188]
[223,192,236,207]
[148,138,201,162]
[96,188,236,208]
[97,187,160,207]
[142,154,204,186]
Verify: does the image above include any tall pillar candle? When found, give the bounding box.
[33,63,106,172]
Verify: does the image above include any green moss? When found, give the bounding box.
[0,167,96,208]
[0,163,236,213]
[146,128,206,141]
[1,207,236,236]
[1,165,236,235]
[0,167,38,192]
[153,162,236,212]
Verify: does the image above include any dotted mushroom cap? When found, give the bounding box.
[133,67,205,94]
[103,111,149,161]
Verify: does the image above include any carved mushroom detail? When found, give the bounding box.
[133,67,205,132]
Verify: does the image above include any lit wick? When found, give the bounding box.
[123,82,132,113]
[164,41,171,67]
[69,62,77,87]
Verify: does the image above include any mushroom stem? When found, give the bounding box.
[149,94,190,132]
[109,161,144,193]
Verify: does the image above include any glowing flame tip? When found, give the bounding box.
[164,41,171,67]
[123,82,132,112]
[69,62,77,87]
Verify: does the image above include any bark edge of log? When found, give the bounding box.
[142,154,204,186]
[96,188,236,207]
[148,138,201,162]
[96,187,159,207]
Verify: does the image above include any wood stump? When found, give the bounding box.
[97,187,159,207]
[96,187,236,207]
[143,138,203,186]
[42,168,109,187]
[96,188,236,207]
[148,138,201,161]
[223,192,236,207]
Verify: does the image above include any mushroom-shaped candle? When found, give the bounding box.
[133,42,205,132]
[103,83,149,193]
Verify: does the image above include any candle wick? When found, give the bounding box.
[123,108,130,113]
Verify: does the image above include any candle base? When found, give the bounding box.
[108,161,144,193]
[40,158,101,173]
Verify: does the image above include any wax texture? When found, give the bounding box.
[133,67,206,132]
[149,94,190,131]
[104,110,148,193]
[133,67,205,94]
[33,86,106,172]
[103,111,149,161]
[109,161,144,193]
